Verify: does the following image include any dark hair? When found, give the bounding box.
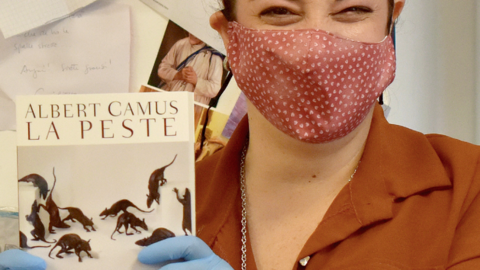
[221,0,396,30]
[387,0,395,30]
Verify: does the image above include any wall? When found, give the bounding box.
[387,0,478,144]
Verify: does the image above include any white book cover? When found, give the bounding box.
[16,92,195,269]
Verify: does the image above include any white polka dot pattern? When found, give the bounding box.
[227,22,396,143]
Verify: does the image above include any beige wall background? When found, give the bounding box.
[386,0,479,144]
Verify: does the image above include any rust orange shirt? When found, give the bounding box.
[196,104,480,270]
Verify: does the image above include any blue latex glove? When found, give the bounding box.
[0,249,46,270]
[138,235,234,270]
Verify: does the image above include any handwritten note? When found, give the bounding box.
[0,2,131,131]
[0,0,98,39]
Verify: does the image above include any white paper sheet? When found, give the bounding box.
[141,0,225,54]
[0,2,131,131]
[0,0,98,39]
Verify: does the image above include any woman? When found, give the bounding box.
[3,0,478,269]
[138,0,480,269]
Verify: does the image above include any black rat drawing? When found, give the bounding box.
[48,234,92,262]
[18,174,49,200]
[38,168,70,233]
[25,200,56,244]
[146,154,177,208]
[59,207,95,232]
[173,187,192,235]
[20,231,51,249]
[111,212,148,240]
[99,199,153,220]
[135,227,175,246]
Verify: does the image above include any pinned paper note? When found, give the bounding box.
[0,0,98,39]
[0,2,131,131]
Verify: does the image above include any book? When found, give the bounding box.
[16,92,195,269]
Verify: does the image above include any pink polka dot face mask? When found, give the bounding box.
[227,22,396,143]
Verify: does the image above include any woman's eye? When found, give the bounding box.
[344,7,369,13]
[259,6,301,26]
[260,7,294,16]
[332,6,373,22]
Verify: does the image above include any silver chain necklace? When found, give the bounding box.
[239,140,359,270]
[240,141,248,270]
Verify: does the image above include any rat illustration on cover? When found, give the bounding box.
[146,154,177,208]
[18,174,49,200]
[173,187,191,235]
[111,212,148,240]
[25,200,56,244]
[59,207,96,232]
[48,234,92,262]
[100,199,153,220]
[38,168,70,233]
[135,227,175,246]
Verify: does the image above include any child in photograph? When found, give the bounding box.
[157,32,224,109]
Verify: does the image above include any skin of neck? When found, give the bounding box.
[244,99,374,186]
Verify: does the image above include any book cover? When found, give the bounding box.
[16,92,195,269]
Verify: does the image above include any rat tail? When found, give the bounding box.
[29,244,51,249]
[51,167,57,193]
[168,154,177,167]
[137,206,154,213]
[43,238,57,244]
[48,244,58,259]
[160,154,177,170]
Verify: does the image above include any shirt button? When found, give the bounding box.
[299,256,310,267]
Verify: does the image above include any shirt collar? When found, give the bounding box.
[345,103,452,226]
[299,104,452,257]
[197,103,452,250]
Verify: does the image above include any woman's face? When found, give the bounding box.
[188,33,204,45]
[220,0,404,43]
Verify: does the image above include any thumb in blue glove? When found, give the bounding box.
[138,235,233,270]
[0,249,46,270]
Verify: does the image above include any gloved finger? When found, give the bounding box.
[160,254,234,270]
[138,236,213,265]
[0,249,46,270]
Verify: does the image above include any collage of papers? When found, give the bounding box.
[0,0,245,153]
